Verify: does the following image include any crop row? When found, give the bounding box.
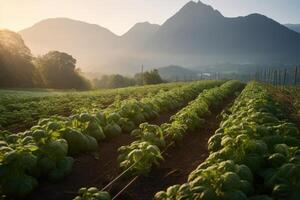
[0,80,221,199]
[286,87,300,117]
[154,82,300,200]
[117,80,243,176]
[73,80,244,200]
[0,82,186,131]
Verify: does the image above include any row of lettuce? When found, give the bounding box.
[154,82,300,200]
[0,82,188,132]
[118,80,244,176]
[73,80,244,200]
[0,80,222,199]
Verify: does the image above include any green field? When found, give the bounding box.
[0,81,300,200]
[286,87,300,116]
[0,82,187,132]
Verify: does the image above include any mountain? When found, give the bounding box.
[20,18,160,74]
[20,1,300,74]
[20,18,118,54]
[20,18,122,73]
[285,24,300,33]
[146,1,300,65]
[122,22,160,44]
[148,1,224,53]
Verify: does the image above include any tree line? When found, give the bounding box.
[0,29,90,89]
[0,29,165,90]
[93,69,164,89]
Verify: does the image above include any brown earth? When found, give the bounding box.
[27,110,182,200]
[27,134,135,200]
[27,89,240,200]
[108,97,236,200]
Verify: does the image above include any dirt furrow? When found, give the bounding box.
[111,97,236,200]
[27,108,189,200]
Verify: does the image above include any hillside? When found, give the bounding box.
[19,18,122,73]
[121,22,160,49]
[285,24,300,33]
[146,1,300,65]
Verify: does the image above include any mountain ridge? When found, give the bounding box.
[285,24,300,33]
[19,1,300,74]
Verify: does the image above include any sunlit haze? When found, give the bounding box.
[0,0,300,35]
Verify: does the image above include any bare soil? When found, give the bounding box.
[109,97,235,200]
[27,110,180,200]
[27,91,239,200]
[27,134,135,200]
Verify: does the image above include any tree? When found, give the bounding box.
[135,69,164,85]
[35,51,90,89]
[0,29,41,87]
[93,74,136,88]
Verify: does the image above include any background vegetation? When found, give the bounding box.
[0,30,88,89]
[0,29,165,90]
[93,69,164,89]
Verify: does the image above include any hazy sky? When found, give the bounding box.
[0,0,300,35]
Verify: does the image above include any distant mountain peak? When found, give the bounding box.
[179,0,223,17]
[129,22,160,30]
[246,13,270,20]
[183,0,197,7]
[31,17,96,28]
[184,0,212,8]
[136,21,156,25]
[21,17,117,37]
[161,0,223,28]
[122,22,160,39]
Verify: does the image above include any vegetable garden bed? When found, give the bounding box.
[26,110,186,200]
[0,82,186,133]
[153,82,300,200]
[0,80,223,199]
[71,81,244,200]
[115,92,239,200]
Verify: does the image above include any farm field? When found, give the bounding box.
[0,82,188,133]
[2,1,300,200]
[286,87,300,117]
[150,82,300,200]
[1,80,300,200]
[0,80,222,199]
